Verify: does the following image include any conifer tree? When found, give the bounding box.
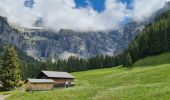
[0,47,21,90]
[123,52,133,68]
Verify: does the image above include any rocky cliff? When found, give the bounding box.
[0,17,143,60]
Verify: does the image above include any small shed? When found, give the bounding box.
[37,71,75,87]
[25,79,54,91]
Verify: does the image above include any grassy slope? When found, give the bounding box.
[6,53,170,100]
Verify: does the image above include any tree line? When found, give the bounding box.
[20,55,123,80]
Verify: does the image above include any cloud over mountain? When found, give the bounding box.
[0,0,169,32]
[132,0,170,22]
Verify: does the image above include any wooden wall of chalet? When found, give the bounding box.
[26,82,54,91]
[52,78,74,87]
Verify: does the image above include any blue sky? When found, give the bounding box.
[74,0,133,23]
[24,0,34,8]
[25,0,107,11]
[25,0,133,11]
[75,0,105,12]
[75,0,133,12]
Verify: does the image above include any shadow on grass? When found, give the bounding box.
[0,87,7,92]
[133,53,170,67]
[134,61,170,67]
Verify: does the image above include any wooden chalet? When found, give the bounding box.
[25,79,54,91]
[37,71,75,87]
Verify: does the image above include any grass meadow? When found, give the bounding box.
[2,53,170,100]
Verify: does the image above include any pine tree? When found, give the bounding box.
[123,52,133,68]
[0,47,21,90]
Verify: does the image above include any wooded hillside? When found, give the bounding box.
[123,10,170,65]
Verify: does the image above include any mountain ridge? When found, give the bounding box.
[0,16,144,60]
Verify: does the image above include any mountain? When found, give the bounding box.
[1,2,169,60]
[0,16,144,60]
[124,10,170,65]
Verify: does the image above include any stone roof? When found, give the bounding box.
[41,71,75,79]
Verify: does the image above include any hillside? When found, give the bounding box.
[124,10,170,66]
[5,53,170,100]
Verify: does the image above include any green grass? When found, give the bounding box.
[134,53,170,67]
[4,53,170,100]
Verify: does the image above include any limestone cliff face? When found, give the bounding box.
[0,17,143,60]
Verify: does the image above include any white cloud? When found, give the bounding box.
[33,0,129,32]
[132,0,170,22]
[0,0,169,32]
[0,0,40,28]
